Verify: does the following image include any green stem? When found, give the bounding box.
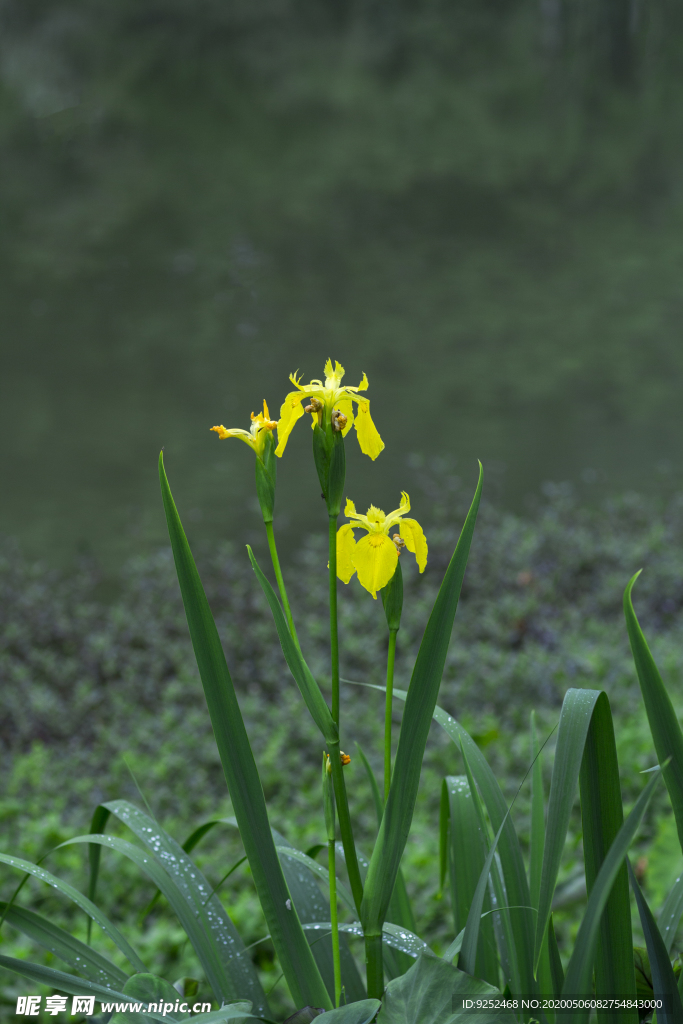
[328,839,341,1007]
[364,930,384,1000]
[384,629,398,804]
[265,520,301,652]
[327,739,364,916]
[329,515,340,725]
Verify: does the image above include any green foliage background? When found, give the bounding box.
[2,470,683,1015]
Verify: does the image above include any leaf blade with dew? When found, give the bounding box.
[562,766,664,1017]
[345,679,538,999]
[273,831,366,1005]
[0,902,128,989]
[443,774,499,987]
[159,452,331,1012]
[624,572,683,854]
[658,871,683,956]
[457,788,517,981]
[302,922,435,960]
[60,833,261,1009]
[360,464,482,946]
[0,958,267,1024]
[0,955,135,1002]
[355,743,416,977]
[578,692,638,1021]
[86,804,111,944]
[627,859,683,1024]
[533,687,601,972]
[274,848,356,917]
[103,800,268,1015]
[0,852,146,972]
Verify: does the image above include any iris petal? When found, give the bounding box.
[399,518,428,572]
[353,532,398,598]
[275,392,305,456]
[353,400,385,460]
[336,524,357,584]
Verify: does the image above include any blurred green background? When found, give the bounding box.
[1,0,683,565]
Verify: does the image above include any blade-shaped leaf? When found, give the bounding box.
[659,871,683,956]
[624,573,683,855]
[62,833,259,1008]
[443,776,499,986]
[302,922,434,960]
[578,692,637,1022]
[273,831,365,1005]
[0,956,133,1002]
[345,680,537,998]
[529,712,544,913]
[87,804,111,943]
[534,687,601,970]
[159,453,330,1012]
[103,800,268,1015]
[0,957,264,1024]
[0,902,128,989]
[562,767,664,1017]
[356,744,416,978]
[0,852,146,972]
[247,548,337,745]
[627,859,683,1024]
[361,464,482,940]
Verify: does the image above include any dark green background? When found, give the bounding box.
[1,0,682,564]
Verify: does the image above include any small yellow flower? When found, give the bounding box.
[211,400,278,459]
[337,492,427,598]
[276,359,384,460]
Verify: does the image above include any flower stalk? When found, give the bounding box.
[323,754,341,1008]
[381,560,403,802]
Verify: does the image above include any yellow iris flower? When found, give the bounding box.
[336,492,427,598]
[275,359,384,460]
[210,400,278,459]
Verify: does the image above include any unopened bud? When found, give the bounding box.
[305,398,324,415]
[392,533,406,553]
[331,409,347,432]
[325,751,351,773]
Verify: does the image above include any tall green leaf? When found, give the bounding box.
[562,767,664,1020]
[273,830,366,1005]
[360,464,482,940]
[529,711,544,914]
[159,452,330,1012]
[346,680,537,999]
[0,853,146,972]
[442,776,498,986]
[627,860,683,1024]
[61,833,258,1008]
[534,688,601,970]
[103,800,268,1014]
[578,693,637,1023]
[0,956,135,1002]
[0,902,128,989]
[659,873,683,956]
[356,744,416,978]
[247,548,337,745]
[624,572,683,854]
